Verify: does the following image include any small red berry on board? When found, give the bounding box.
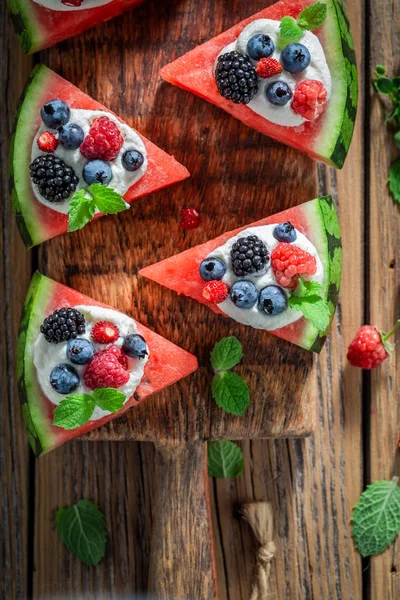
[347,319,400,369]
[256,58,282,79]
[91,321,119,344]
[203,280,229,304]
[37,131,58,153]
[180,208,201,230]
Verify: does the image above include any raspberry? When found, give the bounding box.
[91,321,119,344]
[256,58,282,79]
[97,345,129,369]
[271,242,317,289]
[347,320,400,369]
[292,80,327,121]
[80,116,124,161]
[37,131,58,153]
[84,350,129,390]
[202,280,229,304]
[180,208,201,230]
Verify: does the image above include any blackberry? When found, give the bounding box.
[230,235,269,277]
[29,155,79,203]
[215,51,258,105]
[40,307,86,344]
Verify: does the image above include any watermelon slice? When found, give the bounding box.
[9,65,190,248]
[8,0,145,54]
[140,196,342,353]
[160,0,357,169]
[18,272,198,457]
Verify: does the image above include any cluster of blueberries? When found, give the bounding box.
[199,222,297,317]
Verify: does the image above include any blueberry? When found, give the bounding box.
[66,338,94,365]
[59,123,84,150]
[247,34,275,60]
[258,286,288,316]
[273,222,297,243]
[122,150,144,172]
[266,81,292,106]
[122,334,148,359]
[83,160,112,185]
[41,99,70,129]
[50,363,80,394]
[280,43,311,74]
[230,280,258,309]
[199,258,227,282]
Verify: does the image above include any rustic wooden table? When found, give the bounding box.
[1,0,399,598]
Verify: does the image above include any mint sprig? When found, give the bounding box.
[55,500,107,565]
[207,440,244,479]
[68,184,127,232]
[388,160,400,205]
[210,337,250,416]
[279,2,327,47]
[288,278,331,333]
[351,477,400,557]
[53,388,126,430]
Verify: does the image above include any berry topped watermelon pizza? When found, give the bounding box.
[140,196,342,353]
[18,272,198,456]
[8,0,145,54]
[9,65,190,248]
[160,0,357,168]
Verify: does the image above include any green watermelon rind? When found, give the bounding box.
[17,272,55,457]
[7,0,40,54]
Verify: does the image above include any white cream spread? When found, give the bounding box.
[31,108,147,213]
[207,224,324,330]
[32,0,112,11]
[217,19,332,127]
[33,305,149,421]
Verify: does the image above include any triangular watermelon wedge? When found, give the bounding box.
[9,65,190,248]
[7,0,145,54]
[18,272,198,456]
[160,0,357,169]
[140,196,342,353]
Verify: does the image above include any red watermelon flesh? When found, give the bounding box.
[139,196,342,353]
[10,65,190,248]
[18,272,198,456]
[8,0,145,54]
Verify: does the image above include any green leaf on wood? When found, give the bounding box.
[388,160,400,204]
[207,441,244,479]
[210,336,243,371]
[212,370,250,416]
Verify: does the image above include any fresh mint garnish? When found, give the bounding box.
[55,500,107,565]
[53,388,126,430]
[67,184,127,232]
[210,336,250,416]
[288,278,331,333]
[388,160,400,204]
[351,477,400,557]
[207,440,244,479]
[279,16,304,45]
[279,2,327,47]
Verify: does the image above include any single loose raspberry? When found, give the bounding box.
[91,321,119,344]
[180,208,201,230]
[80,116,124,161]
[271,242,317,289]
[291,80,327,121]
[84,350,130,390]
[256,58,283,79]
[202,280,229,304]
[97,345,129,370]
[37,131,58,153]
[347,320,400,369]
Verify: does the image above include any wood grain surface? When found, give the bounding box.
[1,0,399,599]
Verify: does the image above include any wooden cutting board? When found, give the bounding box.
[37,0,320,596]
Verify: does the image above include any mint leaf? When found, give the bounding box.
[279,16,303,45]
[288,278,331,333]
[207,441,244,479]
[212,370,249,416]
[210,336,243,371]
[92,388,126,412]
[297,2,327,30]
[55,500,107,565]
[351,477,400,557]
[374,76,394,94]
[375,64,386,76]
[68,190,96,232]
[89,184,127,215]
[53,395,95,430]
[389,160,400,204]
